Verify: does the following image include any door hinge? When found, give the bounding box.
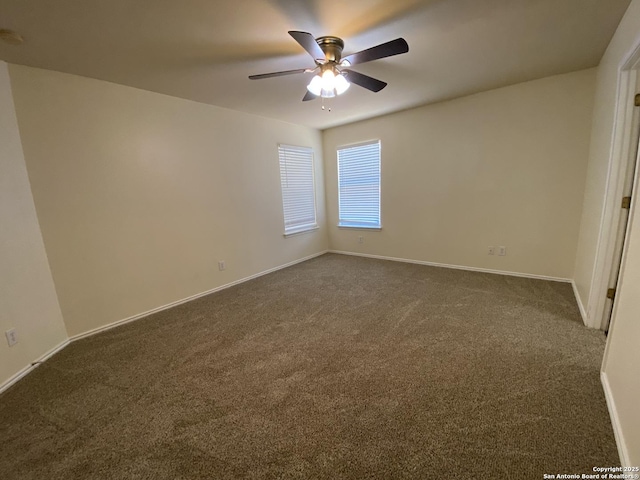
[622,196,632,209]
[636,93,640,106]
[607,288,616,300]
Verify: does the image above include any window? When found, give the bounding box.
[278,144,318,236]
[337,140,381,229]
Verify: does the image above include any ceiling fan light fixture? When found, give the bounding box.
[321,69,336,90]
[307,69,350,98]
[306,75,323,96]
[321,87,336,98]
[334,74,350,95]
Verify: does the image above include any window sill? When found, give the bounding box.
[337,224,382,231]
[283,225,319,237]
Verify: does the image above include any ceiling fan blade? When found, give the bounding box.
[302,90,317,101]
[343,70,387,92]
[341,38,408,66]
[249,68,308,80]
[289,31,326,62]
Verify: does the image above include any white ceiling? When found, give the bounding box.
[0,0,631,129]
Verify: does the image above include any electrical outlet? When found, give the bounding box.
[488,246,495,255]
[358,236,364,244]
[218,261,226,271]
[5,329,18,347]
[498,246,507,256]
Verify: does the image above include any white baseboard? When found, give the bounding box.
[601,371,630,466]
[571,280,589,327]
[0,339,70,395]
[1,251,328,392]
[328,250,572,283]
[70,250,329,342]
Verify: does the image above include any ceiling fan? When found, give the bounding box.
[249,31,409,101]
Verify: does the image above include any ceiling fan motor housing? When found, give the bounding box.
[316,36,344,63]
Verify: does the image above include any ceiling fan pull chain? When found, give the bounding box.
[320,97,331,112]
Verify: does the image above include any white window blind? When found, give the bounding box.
[278,144,318,235]
[337,140,381,228]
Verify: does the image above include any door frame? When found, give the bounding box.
[586,43,640,330]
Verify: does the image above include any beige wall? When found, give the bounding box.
[0,61,68,386]
[9,65,327,337]
[323,70,596,279]
[588,0,640,465]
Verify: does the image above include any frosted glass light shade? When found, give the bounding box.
[321,88,336,98]
[306,75,322,96]
[306,70,351,98]
[334,74,350,95]
[320,70,336,91]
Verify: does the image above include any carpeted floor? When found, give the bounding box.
[0,253,618,479]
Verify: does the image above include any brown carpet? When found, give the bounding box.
[0,253,618,479]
